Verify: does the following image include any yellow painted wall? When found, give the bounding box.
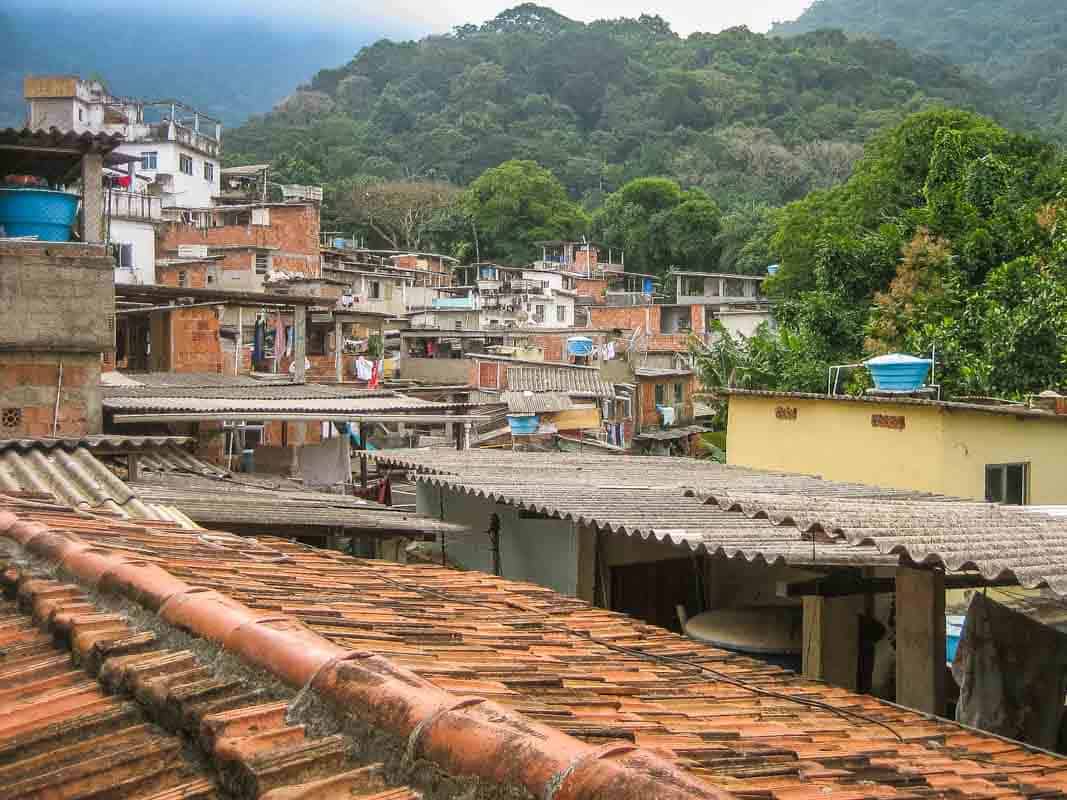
[726,395,1067,503]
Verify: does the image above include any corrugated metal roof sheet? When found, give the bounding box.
[500,391,575,413]
[371,449,1067,593]
[506,366,615,398]
[104,395,462,415]
[635,367,693,378]
[634,425,711,441]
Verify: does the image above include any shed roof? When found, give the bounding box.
[370,449,1067,593]
[506,366,615,398]
[500,391,575,413]
[3,495,1067,799]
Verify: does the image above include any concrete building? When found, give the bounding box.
[724,389,1067,505]
[24,76,223,209]
[671,270,774,338]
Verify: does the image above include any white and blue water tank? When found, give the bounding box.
[567,336,594,357]
[864,353,933,391]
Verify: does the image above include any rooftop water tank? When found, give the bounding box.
[567,336,593,357]
[864,353,933,391]
[0,188,79,241]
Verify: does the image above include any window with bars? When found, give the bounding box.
[179,154,194,175]
[254,252,269,275]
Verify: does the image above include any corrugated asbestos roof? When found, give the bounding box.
[0,444,190,524]
[104,394,462,415]
[635,367,694,378]
[500,391,575,413]
[371,449,1067,594]
[0,565,420,800]
[723,387,1067,422]
[634,425,712,441]
[506,366,615,398]
[3,497,1067,799]
[0,435,194,453]
[0,126,124,152]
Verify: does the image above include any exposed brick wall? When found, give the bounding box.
[159,204,321,277]
[574,248,598,272]
[588,305,659,333]
[157,263,209,288]
[575,278,608,304]
[0,353,101,437]
[645,334,691,352]
[169,309,223,374]
[638,375,696,431]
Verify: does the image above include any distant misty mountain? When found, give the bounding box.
[0,7,394,129]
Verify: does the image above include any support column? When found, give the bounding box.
[80,153,104,243]
[292,305,307,383]
[802,595,862,690]
[895,566,946,715]
[334,318,343,383]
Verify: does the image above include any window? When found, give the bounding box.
[177,270,188,288]
[369,281,381,299]
[534,303,545,322]
[141,151,158,170]
[254,252,270,275]
[118,243,134,269]
[78,108,84,122]
[556,305,566,323]
[307,327,327,356]
[204,161,214,182]
[985,463,1028,505]
[179,154,194,175]
[454,320,463,331]
[674,382,684,404]
[655,384,665,405]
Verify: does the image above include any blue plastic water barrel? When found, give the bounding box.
[507,414,539,434]
[864,353,933,391]
[0,188,80,241]
[567,336,594,357]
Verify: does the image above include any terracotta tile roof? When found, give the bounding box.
[370,450,1067,591]
[0,562,425,800]
[2,495,1066,799]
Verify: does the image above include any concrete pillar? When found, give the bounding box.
[895,567,946,715]
[802,595,862,690]
[334,318,343,382]
[292,305,307,383]
[80,153,104,243]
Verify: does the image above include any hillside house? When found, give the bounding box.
[672,270,775,337]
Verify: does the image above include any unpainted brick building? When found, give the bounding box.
[0,241,114,437]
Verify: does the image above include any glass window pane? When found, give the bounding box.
[985,465,1003,503]
[1005,464,1026,505]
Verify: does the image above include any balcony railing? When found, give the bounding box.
[106,190,162,222]
[605,291,653,307]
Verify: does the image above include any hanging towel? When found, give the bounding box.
[658,405,676,426]
[273,315,285,366]
[354,355,373,381]
[284,325,293,358]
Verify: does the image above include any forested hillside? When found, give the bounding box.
[773,0,1067,136]
[225,4,1008,218]
[697,109,1067,399]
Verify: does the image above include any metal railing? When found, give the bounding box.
[106,190,162,221]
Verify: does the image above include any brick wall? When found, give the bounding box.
[638,374,696,431]
[169,308,223,373]
[645,334,690,352]
[575,278,608,304]
[159,204,321,277]
[0,353,101,437]
[588,305,659,333]
[157,263,210,289]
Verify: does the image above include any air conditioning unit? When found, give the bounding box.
[178,244,209,259]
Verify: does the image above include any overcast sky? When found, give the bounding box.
[20,0,817,36]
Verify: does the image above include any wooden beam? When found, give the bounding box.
[780,571,1019,598]
[802,595,861,690]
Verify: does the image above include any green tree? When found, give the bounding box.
[462,160,589,263]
